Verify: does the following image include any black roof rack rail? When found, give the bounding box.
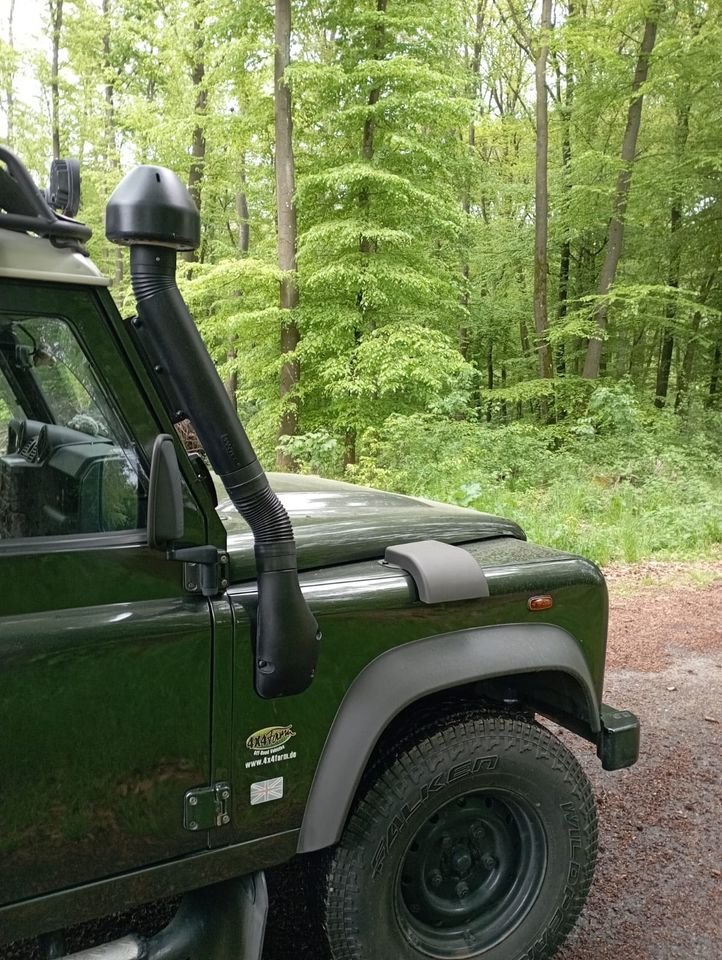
[0,145,92,252]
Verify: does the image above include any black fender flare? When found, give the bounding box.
[297,622,599,853]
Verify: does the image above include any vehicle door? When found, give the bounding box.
[0,280,217,905]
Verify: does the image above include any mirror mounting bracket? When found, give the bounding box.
[171,545,229,597]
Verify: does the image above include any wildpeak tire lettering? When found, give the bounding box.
[371,755,498,878]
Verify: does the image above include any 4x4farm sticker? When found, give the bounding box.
[245,725,297,771]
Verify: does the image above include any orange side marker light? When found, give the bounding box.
[528,595,553,612]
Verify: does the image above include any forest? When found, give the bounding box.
[1,0,720,564]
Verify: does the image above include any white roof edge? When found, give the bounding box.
[0,227,111,288]
[0,266,111,287]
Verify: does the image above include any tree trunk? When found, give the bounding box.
[519,317,531,358]
[5,0,16,146]
[486,342,494,422]
[655,325,674,407]
[361,1,387,167]
[655,104,689,407]
[236,167,250,257]
[675,269,717,411]
[225,169,251,413]
[708,341,721,408]
[225,348,238,411]
[101,0,124,285]
[556,235,569,377]
[459,263,471,360]
[49,0,64,159]
[533,0,553,381]
[344,0,387,469]
[674,311,700,412]
[654,203,681,407]
[459,1,485,361]
[555,1,574,377]
[642,328,659,386]
[102,0,114,148]
[182,3,207,267]
[583,11,660,379]
[358,0,387,239]
[629,325,646,379]
[275,0,301,470]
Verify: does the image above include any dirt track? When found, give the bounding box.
[557,564,722,960]
[263,562,722,960]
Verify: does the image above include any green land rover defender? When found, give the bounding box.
[0,147,639,960]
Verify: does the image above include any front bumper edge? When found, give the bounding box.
[597,703,640,770]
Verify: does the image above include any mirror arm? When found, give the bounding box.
[171,544,219,564]
[148,436,228,598]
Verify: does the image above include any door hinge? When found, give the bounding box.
[183,781,232,831]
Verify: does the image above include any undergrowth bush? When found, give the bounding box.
[337,387,722,565]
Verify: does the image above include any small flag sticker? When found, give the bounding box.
[250,777,284,806]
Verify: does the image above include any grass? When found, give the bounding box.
[341,395,722,566]
[461,469,722,566]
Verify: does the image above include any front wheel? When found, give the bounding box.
[323,711,597,960]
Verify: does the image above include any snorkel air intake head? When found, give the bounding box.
[106,165,320,699]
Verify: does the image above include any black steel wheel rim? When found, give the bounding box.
[395,789,547,958]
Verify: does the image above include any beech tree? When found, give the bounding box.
[1,0,16,146]
[182,0,208,266]
[4,0,721,473]
[49,0,64,159]
[582,5,661,380]
[275,0,300,469]
[533,0,553,381]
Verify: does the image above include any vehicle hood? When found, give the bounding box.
[216,473,525,581]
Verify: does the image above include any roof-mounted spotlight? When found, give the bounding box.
[45,158,81,219]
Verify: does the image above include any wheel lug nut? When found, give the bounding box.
[429,870,443,888]
[471,822,486,841]
[441,834,452,851]
[456,881,469,898]
[482,854,496,870]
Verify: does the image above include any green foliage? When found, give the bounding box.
[287,0,473,447]
[3,0,721,563]
[586,382,640,433]
[351,390,722,565]
[277,429,339,476]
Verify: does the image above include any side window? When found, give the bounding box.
[0,314,147,540]
[0,374,20,456]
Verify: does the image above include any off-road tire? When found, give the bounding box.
[323,709,597,960]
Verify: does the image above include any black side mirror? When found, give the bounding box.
[148,434,184,549]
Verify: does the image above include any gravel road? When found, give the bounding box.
[558,565,722,960]
[7,562,722,959]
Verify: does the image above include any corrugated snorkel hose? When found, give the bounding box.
[130,245,320,698]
